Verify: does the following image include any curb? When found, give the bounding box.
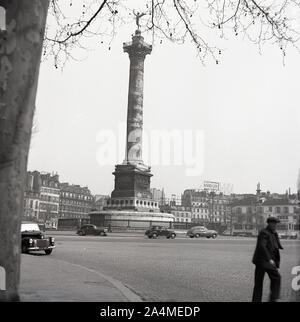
[49,258,142,302]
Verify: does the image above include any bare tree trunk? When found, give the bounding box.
[0,0,49,301]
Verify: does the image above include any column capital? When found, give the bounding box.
[123,30,152,59]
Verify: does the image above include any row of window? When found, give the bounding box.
[42,181,59,188]
[61,192,93,201]
[236,206,298,214]
[61,199,91,206]
[40,195,59,203]
[107,199,158,207]
[172,212,191,217]
[41,187,60,195]
[268,206,298,214]
[192,199,227,205]
[193,206,225,212]
[194,214,209,219]
[175,218,191,222]
[194,208,208,213]
[26,196,91,206]
[192,202,207,207]
[277,215,291,220]
[39,203,58,212]
[26,199,59,211]
[192,217,221,223]
[277,223,295,230]
[59,214,88,219]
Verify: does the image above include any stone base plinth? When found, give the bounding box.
[89,210,174,230]
[111,163,153,199]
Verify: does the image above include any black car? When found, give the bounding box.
[186,226,218,239]
[76,224,108,236]
[21,222,55,255]
[145,226,176,239]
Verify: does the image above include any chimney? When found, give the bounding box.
[26,173,34,191]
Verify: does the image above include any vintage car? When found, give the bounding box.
[145,226,176,239]
[186,226,218,239]
[21,222,55,255]
[76,224,108,236]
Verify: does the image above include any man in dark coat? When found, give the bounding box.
[252,216,283,302]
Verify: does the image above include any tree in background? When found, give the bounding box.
[0,0,299,301]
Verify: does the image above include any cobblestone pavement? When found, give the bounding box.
[21,235,300,302]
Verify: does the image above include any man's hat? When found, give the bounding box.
[266,216,280,224]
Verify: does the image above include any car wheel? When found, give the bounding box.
[78,231,83,236]
[212,234,217,239]
[45,249,52,255]
[195,234,200,238]
[152,233,158,239]
[170,233,176,239]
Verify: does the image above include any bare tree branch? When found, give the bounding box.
[46,0,108,44]
[43,0,300,67]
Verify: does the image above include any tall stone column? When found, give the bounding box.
[111,30,153,203]
[123,29,152,165]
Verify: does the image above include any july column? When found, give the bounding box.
[123,29,152,165]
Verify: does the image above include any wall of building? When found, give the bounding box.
[24,171,95,226]
[59,183,94,219]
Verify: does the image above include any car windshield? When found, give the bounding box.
[21,223,40,232]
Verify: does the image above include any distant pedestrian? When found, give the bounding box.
[252,217,283,302]
[108,224,112,233]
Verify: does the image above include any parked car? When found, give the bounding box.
[145,226,176,239]
[278,231,298,239]
[76,224,108,236]
[187,226,218,239]
[21,222,55,255]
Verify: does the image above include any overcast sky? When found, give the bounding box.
[28,6,300,198]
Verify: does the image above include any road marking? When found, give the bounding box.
[51,258,142,302]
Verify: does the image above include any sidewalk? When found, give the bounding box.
[20,254,141,302]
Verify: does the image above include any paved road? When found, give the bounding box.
[23,234,300,302]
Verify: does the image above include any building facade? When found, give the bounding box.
[262,199,299,232]
[150,188,166,206]
[229,184,300,235]
[59,183,94,219]
[182,189,231,224]
[24,171,41,221]
[24,171,95,227]
[39,173,60,228]
[171,206,192,223]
